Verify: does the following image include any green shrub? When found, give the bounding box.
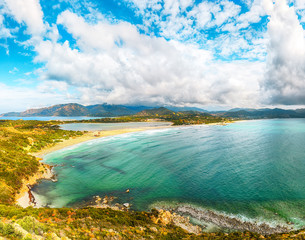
[0,222,22,238]
[17,216,46,235]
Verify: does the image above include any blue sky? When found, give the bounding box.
[0,0,305,113]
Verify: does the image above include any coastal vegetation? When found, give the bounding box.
[0,120,82,204]
[0,205,305,240]
[72,107,227,125]
[0,205,198,239]
[0,205,305,239]
[136,107,226,125]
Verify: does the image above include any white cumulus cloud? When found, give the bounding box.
[4,0,45,36]
[6,0,305,110]
[32,10,263,108]
[262,0,305,104]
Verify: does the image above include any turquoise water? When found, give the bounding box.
[33,119,305,231]
[60,122,172,131]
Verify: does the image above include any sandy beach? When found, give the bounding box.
[32,125,173,157]
[16,124,173,207]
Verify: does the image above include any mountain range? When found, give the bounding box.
[0,103,207,118]
[2,103,305,119]
[220,108,305,119]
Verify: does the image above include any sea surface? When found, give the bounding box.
[33,119,305,232]
[60,122,172,131]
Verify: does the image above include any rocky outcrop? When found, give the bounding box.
[173,205,291,235]
[152,209,202,234]
[92,195,130,211]
[16,163,56,208]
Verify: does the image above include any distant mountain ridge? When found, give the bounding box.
[217,108,305,119]
[19,103,89,117]
[0,103,210,117]
[136,107,175,116]
[0,103,153,117]
[3,103,305,119]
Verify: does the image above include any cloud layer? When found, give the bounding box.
[1,0,305,111]
[5,0,45,36]
[263,0,305,105]
[0,82,76,113]
[34,10,263,107]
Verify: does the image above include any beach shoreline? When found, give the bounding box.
[33,124,174,157]
[15,124,174,207]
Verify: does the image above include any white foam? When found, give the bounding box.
[150,201,293,233]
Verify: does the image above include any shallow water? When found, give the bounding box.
[33,119,305,231]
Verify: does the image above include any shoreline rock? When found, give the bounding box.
[16,162,55,208]
[152,209,202,234]
[27,184,36,206]
[91,195,202,235]
[90,195,128,211]
[172,205,292,235]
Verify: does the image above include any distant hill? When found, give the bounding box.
[3,103,305,120]
[18,103,89,117]
[179,110,211,117]
[0,104,189,118]
[219,108,305,119]
[166,106,208,112]
[86,104,151,117]
[0,103,147,117]
[0,112,20,117]
[0,104,155,117]
[136,107,175,117]
[227,108,256,112]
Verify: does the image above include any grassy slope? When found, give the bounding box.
[0,206,305,239]
[0,120,83,204]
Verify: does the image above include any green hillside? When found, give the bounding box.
[136,107,176,116]
[0,120,83,204]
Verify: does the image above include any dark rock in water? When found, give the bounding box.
[50,175,58,182]
[173,205,292,235]
[27,184,36,206]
